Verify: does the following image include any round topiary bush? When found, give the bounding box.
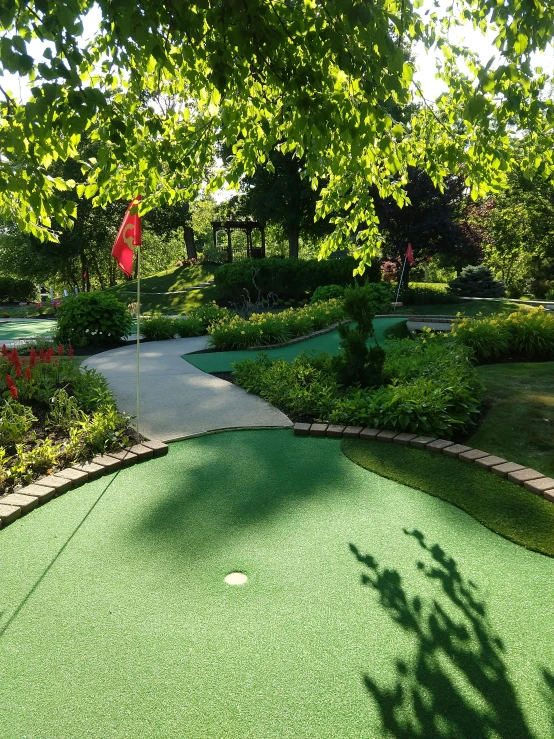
[54,292,133,346]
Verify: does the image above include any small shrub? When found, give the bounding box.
[47,388,82,431]
[449,266,506,298]
[545,288,554,301]
[188,303,234,330]
[55,292,133,346]
[451,316,511,362]
[311,285,345,303]
[173,317,204,337]
[0,399,36,446]
[141,316,176,341]
[73,407,130,454]
[72,368,114,412]
[10,439,62,483]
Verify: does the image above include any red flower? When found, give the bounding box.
[5,374,13,388]
[1,345,7,357]
[68,345,74,358]
[9,348,18,365]
[15,364,21,378]
[57,344,64,356]
[25,366,31,381]
[29,347,36,367]
[39,348,45,360]
[9,384,18,399]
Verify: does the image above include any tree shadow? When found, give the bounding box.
[350,530,554,739]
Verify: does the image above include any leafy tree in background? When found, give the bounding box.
[374,167,482,278]
[0,1,552,269]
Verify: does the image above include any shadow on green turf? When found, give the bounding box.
[342,439,554,557]
[351,529,554,739]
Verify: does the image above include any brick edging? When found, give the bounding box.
[294,423,554,504]
[0,440,169,531]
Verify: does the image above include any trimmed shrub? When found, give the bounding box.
[311,284,345,303]
[214,256,380,302]
[0,276,37,303]
[401,283,459,305]
[188,303,234,329]
[55,292,133,346]
[141,316,176,341]
[173,317,204,337]
[449,266,506,298]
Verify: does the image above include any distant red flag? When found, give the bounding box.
[406,243,415,264]
[112,196,142,276]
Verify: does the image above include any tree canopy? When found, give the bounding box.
[1,0,553,267]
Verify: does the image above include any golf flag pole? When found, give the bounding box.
[111,196,142,437]
[394,243,415,310]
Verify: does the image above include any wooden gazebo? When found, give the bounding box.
[211,219,266,262]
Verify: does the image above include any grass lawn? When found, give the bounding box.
[104,263,217,314]
[470,362,554,478]
[183,316,406,373]
[1,429,554,738]
[402,299,528,317]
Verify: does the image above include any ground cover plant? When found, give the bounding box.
[452,307,554,361]
[0,344,131,493]
[207,299,346,350]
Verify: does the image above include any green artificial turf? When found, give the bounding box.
[183,316,406,372]
[471,362,554,478]
[1,429,554,738]
[402,299,528,317]
[342,437,554,557]
[0,319,57,341]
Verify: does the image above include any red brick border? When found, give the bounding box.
[293,423,554,504]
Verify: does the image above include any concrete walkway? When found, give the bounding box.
[84,338,292,441]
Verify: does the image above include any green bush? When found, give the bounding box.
[452,308,554,361]
[0,276,37,303]
[0,399,36,446]
[449,266,506,298]
[214,256,380,302]
[55,292,133,346]
[188,303,234,329]
[173,317,204,337]
[72,368,114,412]
[207,299,345,350]
[401,283,459,305]
[141,316,176,341]
[234,332,482,436]
[311,285,345,303]
[332,286,385,388]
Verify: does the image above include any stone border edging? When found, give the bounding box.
[293,423,554,503]
[0,440,169,531]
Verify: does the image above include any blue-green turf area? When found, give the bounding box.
[0,319,57,341]
[1,430,554,738]
[182,316,406,373]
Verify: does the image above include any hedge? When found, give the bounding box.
[213,256,380,302]
[0,277,37,303]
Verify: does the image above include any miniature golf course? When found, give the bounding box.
[0,319,56,341]
[183,316,406,373]
[1,429,554,739]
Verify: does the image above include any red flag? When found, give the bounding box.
[406,243,415,264]
[112,196,142,276]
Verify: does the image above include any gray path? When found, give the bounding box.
[84,338,292,442]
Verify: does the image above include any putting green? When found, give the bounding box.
[0,430,553,738]
[183,316,405,373]
[0,319,57,341]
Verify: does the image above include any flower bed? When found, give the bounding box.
[0,344,131,494]
[207,299,346,351]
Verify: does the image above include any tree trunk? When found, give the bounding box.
[184,225,197,259]
[287,223,300,259]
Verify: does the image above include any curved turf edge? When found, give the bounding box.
[341,438,554,558]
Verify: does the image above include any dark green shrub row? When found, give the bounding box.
[0,276,37,303]
[214,256,380,301]
[452,308,554,361]
[401,283,459,305]
[141,304,233,341]
[234,333,482,437]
